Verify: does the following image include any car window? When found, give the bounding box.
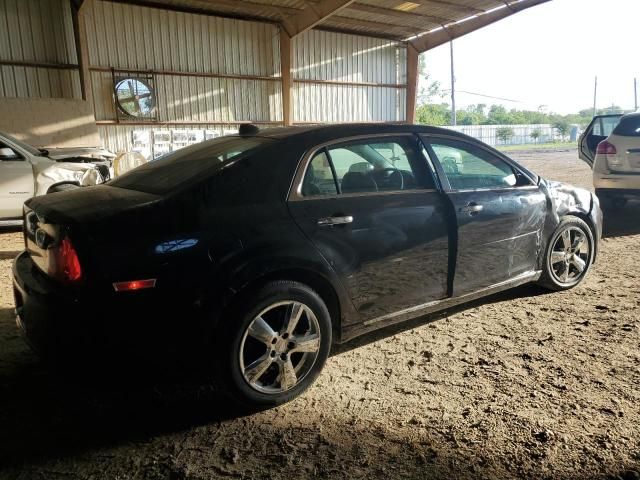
[593,116,622,137]
[612,115,640,137]
[0,142,23,161]
[301,150,337,197]
[300,137,433,197]
[429,139,520,190]
[109,136,273,195]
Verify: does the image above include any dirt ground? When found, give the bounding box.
[0,148,639,480]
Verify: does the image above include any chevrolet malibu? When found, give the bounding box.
[13,124,602,408]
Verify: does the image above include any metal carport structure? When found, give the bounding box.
[0,0,550,153]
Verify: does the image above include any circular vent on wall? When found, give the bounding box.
[114,77,157,119]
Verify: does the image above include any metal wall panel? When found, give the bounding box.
[293,30,406,85]
[293,83,405,123]
[292,29,407,123]
[0,0,81,98]
[87,1,281,76]
[85,0,283,152]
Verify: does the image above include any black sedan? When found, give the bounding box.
[13,124,602,408]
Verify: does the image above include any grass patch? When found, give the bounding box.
[496,142,578,152]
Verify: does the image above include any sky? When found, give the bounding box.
[421,0,640,115]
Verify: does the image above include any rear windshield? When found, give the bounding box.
[612,115,640,137]
[109,136,273,194]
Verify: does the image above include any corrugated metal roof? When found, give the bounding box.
[116,0,535,42]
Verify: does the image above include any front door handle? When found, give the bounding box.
[317,215,353,226]
[459,203,483,215]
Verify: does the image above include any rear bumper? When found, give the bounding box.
[595,187,640,200]
[594,173,640,192]
[12,251,214,367]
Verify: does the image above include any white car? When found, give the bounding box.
[0,132,113,223]
[591,113,640,207]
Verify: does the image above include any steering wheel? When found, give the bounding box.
[375,168,404,191]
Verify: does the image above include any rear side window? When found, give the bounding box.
[302,151,337,196]
[109,136,273,195]
[612,115,640,137]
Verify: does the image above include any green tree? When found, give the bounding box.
[486,105,511,125]
[530,128,542,143]
[417,56,445,105]
[415,103,451,126]
[496,127,515,144]
[553,120,570,141]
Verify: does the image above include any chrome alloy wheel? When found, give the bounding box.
[239,301,322,394]
[549,226,590,284]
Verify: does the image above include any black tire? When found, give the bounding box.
[214,280,332,409]
[538,216,595,291]
[47,183,79,193]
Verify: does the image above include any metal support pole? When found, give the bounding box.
[593,76,598,117]
[450,40,456,126]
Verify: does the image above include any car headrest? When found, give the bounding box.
[341,171,377,193]
[348,162,374,173]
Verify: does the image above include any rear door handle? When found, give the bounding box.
[459,203,483,215]
[317,215,353,226]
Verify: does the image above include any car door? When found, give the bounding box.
[422,135,547,296]
[0,144,34,219]
[579,115,622,167]
[288,134,451,325]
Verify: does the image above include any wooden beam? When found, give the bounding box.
[401,0,484,15]
[405,44,419,124]
[409,0,552,53]
[281,0,356,38]
[71,0,94,102]
[0,59,78,70]
[280,29,293,126]
[321,16,416,40]
[347,3,456,25]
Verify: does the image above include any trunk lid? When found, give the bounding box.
[23,185,162,280]
[607,134,640,173]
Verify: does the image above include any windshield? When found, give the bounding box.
[109,136,273,195]
[1,132,43,157]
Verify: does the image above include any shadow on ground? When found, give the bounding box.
[334,283,548,355]
[0,285,545,467]
[602,199,640,238]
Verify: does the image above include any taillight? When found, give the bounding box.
[596,140,617,155]
[54,237,82,283]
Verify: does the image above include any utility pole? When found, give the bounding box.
[450,40,456,126]
[592,76,598,117]
[635,78,638,111]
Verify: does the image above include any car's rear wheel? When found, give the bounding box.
[538,216,594,291]
[215,281,332,409]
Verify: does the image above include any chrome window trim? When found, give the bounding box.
[291,188,439,202]
[449,185,541,194]
[287,133,427,202]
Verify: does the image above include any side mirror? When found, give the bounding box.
[0,147,20,160]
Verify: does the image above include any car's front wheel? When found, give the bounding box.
[538,216,594,291]
[216,280,332,409]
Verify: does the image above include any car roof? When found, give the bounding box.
[246,123,469,141]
